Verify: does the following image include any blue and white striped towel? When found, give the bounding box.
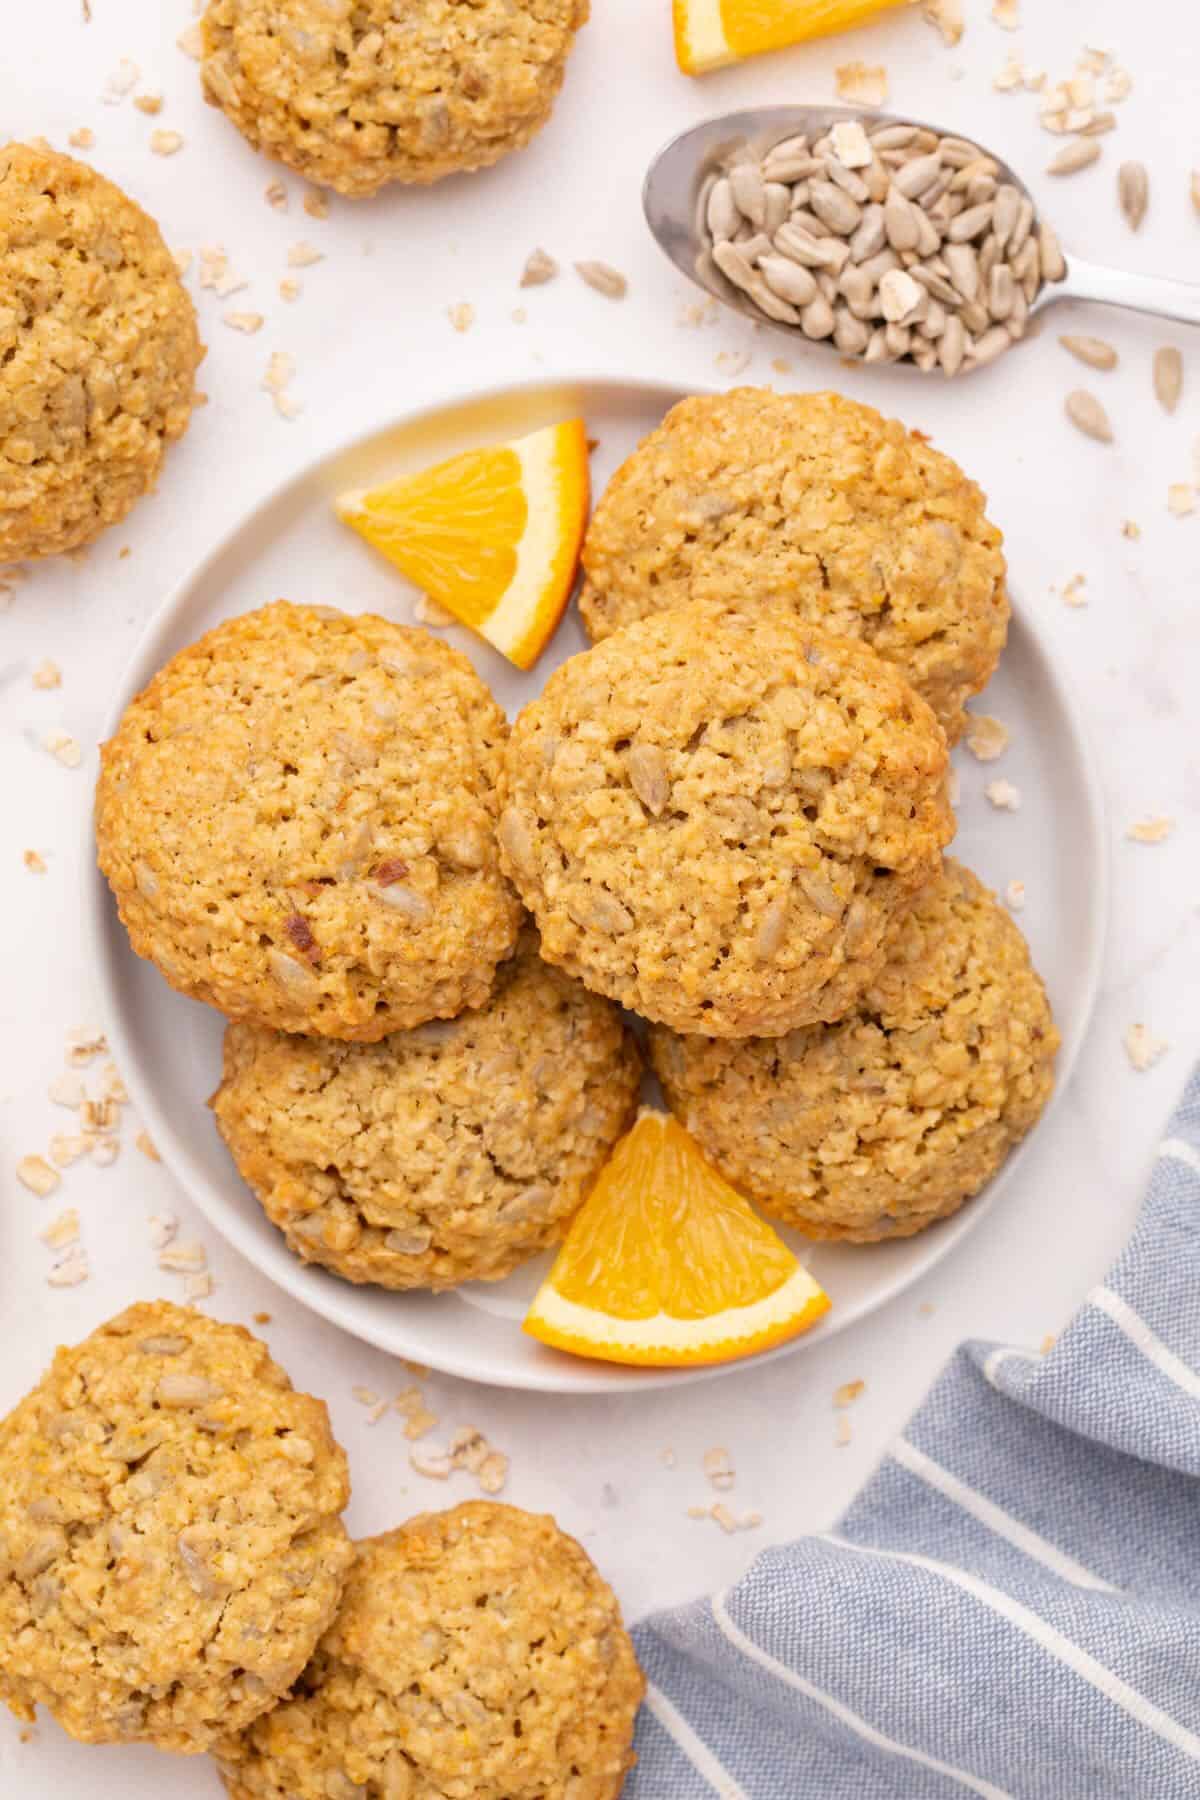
[629,1068,1200,1799]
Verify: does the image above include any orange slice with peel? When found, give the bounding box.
[674,0,911,76]
[524,1110,830,1368]
[335,419,589,670]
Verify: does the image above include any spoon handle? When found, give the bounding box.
[1054,256,1200,327]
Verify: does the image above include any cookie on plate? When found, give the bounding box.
[0,141,202,561]
[579,388,1008,743]
[649,859,1059,1242]
[215,1501,645,1800]
[0,1301,351,1753]
[498,609,954,1037]
[211,931,642,1290]
[96,601,522,1040]
[200,0,590,196]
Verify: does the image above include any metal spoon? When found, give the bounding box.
[643,104,1200,373]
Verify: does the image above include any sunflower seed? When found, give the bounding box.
[848,204,887,262]
[1059,334,1118,371]
[971,325,1012,367]
[988,263,1015,320]
[706,180,740,243]
[764,182,792,232]
[773,222,831,268]
[759,255,818,306]
[1065,389,1114,443]
[824,158,870,203]
[1118,161,1149,229]
[809,180,862,234]
[991,184,1021,248]
[1153,346,1183,414]
[938,137,986,167]
[880,269,926,323]
[729,163,767,226]
[833,307,871,354]
[883,187,922,251]
[947,203,994,242]
[1039,221,1066,281]
[939,313,968,375]
[942,242,979,302]
[575,261,627,299]
[1047,139,1101,176]
[1009,196,1035,255]
[799,295,836,339]
[869,124,919,149]
[884,321,912,357]
[893,153,943,199]
[520,247,558,286]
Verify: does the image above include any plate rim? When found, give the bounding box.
[84,369,1111,1395]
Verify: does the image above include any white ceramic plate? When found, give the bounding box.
[89,375,1108,1394]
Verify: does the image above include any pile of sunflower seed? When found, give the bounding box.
[697,117,1067,375]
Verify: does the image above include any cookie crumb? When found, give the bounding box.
[253,1311,272,1325]
[702,1447,735,1491]
[1124,1022,1168,1071]
[1058,572,1088,607]
[917,1300,936,1317]
[303,189,329,220]
[1127,816,1174,844]
[660,1447,677,1468]
[134,93,164,115]
[715,348,752,377]
[1039,1333,1056,1354]
[135,1130,161,1161]
[279,276,301,302]
[1005,879,1027,912]
[1121,519,1141,540]
[224,310,265,334]
[177,23,205,58]
[68,128,95,150]
[834,1415,853,1447]
[991,0,1020,28]
[921,0,964,45]
[150,130,185,157]
[32,658,62,689]
[446,302,475,333]
[287,240,324,268]
[1167,484,1196,517]
[520,248,558,287]
[185,1272,214,1302]
[23,849,47,874]
[102,58,139,104]
[264,179,288,209]
[833,1379,865,1408]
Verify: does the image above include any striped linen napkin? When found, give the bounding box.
[628,1067,1200,1799]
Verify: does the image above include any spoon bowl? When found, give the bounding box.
[643,104,1200,373]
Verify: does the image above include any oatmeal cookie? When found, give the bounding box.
[0,1301,351,1753]
[216,1501,644,1800]
[0,141,202,561]
[579,389,1008,743]
[498,609,954,1037]
[211,932,642,1290]
[96,601,522,1040]
[200,0,589,196]
[649,859,1059,1241]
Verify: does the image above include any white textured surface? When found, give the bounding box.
[2,2,1198,1793]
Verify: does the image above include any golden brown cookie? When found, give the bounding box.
[216,1501,644,1800]
[498,609,954,1037]
[0,141,202,561]
[579,389,1008,743]
[649,859,1059,1241]
[96,602,522,1040]
[211,932,642,1289]
[200,0,589,196]
[0,1301,351,1753]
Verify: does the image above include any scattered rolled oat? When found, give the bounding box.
[279,277,301,302]
[198,245,248,298]
[352,1386,380,1407]
[1005,879,1026,911]
[66,1025,107,1065]
[703,1447,735,1491]
[40,1209,80,1250]
[264,179,288,209]
[89,1138,120,1167]
[1059,571,1088,607]
[1127,816,1175,845]
[833,1380,866,1408]
[921,0,964,45]
[520,248,558,287]
[47,1248,89,1287]
[985,778,1021,812]
[177,23,205,58]
[575,261,628,300]
[148,1212,178,1249]
[395,1387,438,1440]
[224,310,265,334]
[991,0,1019,27]
[262,351,301,418]
[413,594,454,627]
[17,1156,59,1198]
[287,241,324,268]
[23,849,47,874]
[770,357,792,374]
[834,1416,853,1447]
[43,729,81,769]
[158,1241,208,1273]
[49,1133,89,1168]
[185,1272,214,1302]
[993,53,1025,92]
[965,714,1009,762]
[715,348,752,377]
[1124,1023,1168,1071]
[173,248,193,278]
[68,128,95,150]
[446,302,475,333]
[150,130,185,157]
[48,1072,84,1109]
[834,61,888,106]
[102,58,139,104]
[303,189,329,220]
[32,658,61,689]
[135,1129,161,1161]
[134,94,164,115]
[1168,484,1196,517]
[690,1503,760,1533]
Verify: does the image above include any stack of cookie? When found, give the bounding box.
[0,1302,644,1791]
[499,388,1060,1245]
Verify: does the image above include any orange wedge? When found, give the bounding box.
[524,1111,830,1368]
[674,0,911,75]
[335,419,589,670]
